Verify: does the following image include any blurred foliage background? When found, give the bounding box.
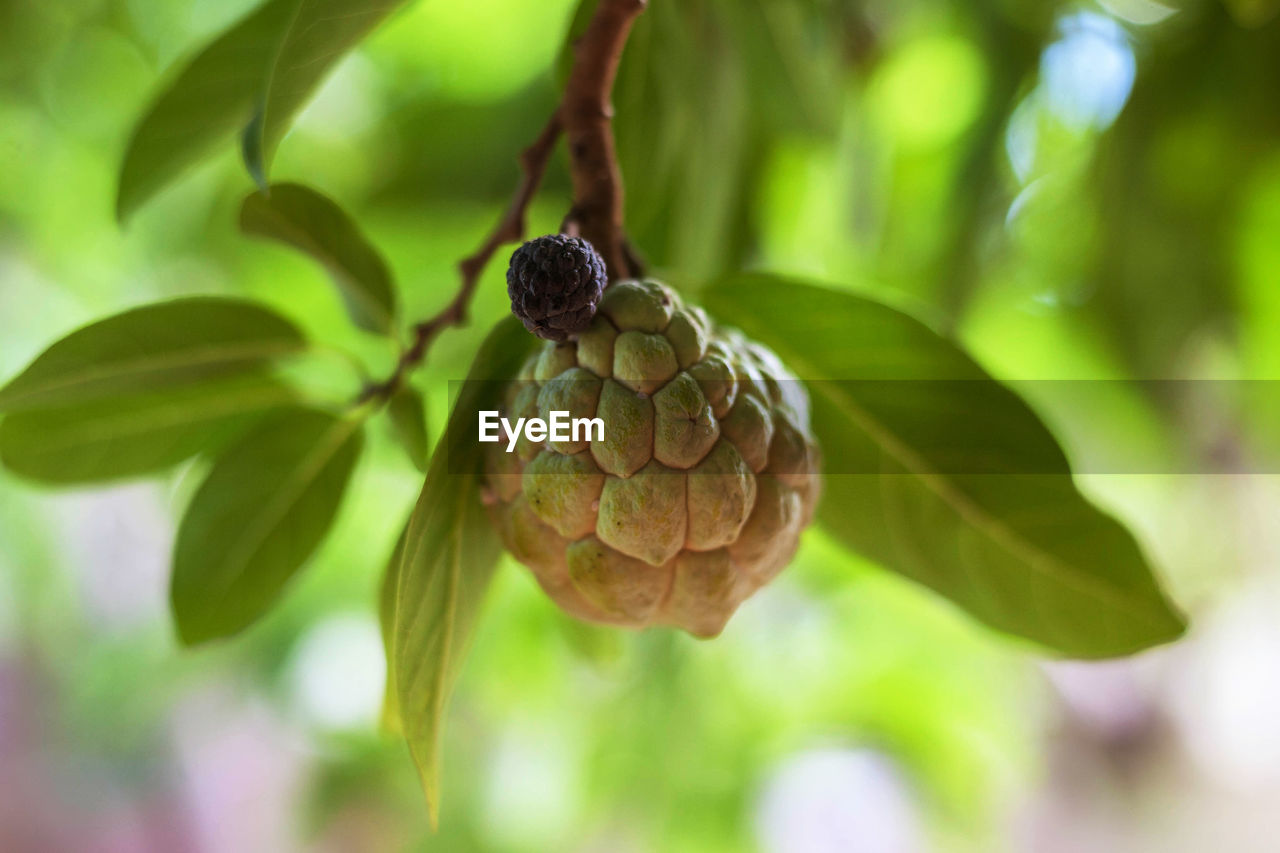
[3,0,1280,850]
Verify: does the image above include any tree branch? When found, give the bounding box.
[358,115,561,403]
[560,0,647,280]
[458,113,563,301]
[358,0,645,404]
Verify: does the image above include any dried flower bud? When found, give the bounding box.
[506,235,607,341]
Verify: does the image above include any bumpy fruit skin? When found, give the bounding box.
[484,279,820,637]
[506,235,607,342]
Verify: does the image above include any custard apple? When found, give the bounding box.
[483,279,820,637]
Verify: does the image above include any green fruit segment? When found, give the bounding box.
[592,379,654,477]
[687,356,736,417]
[576,316,618,378]
[728,474,804,584]
[613,331,678,395]
[685,441,756,551]
[536,367,602,454]
[720,394,773,473]
[598,279,674,333]
[567,536,668,620]
[652,372,719,469]
[535,342,577,382]
[665,550,740,638]
[524,450,605,539]
[598,460,687,566]
[665,309,708,369]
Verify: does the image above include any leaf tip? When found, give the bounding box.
[240,108,270,192]
[114,184,137,226]
[1158,603,1190,644]
[404,742,443,829]
[172,616,207,649]
[170,568,217,649]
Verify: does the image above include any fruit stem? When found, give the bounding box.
[560,0,648,281]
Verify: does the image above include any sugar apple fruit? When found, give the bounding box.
[483,279,820,637]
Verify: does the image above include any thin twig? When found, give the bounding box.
[457,113,563,303]
[358,114,562,403]
[359,0,646,404]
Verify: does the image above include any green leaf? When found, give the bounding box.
[239,183,398,334]
[245,0,406,182]
[378,522,408,735]
[386,384,429,472]
[0,374,294,484]
[0,298,304,413]
[117,0,406,220]
[171,406,364,645]
[116,0,292,220]
[702,274,1186,659]
[392,316,536,826]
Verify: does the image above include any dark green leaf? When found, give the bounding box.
[0,374,294,484]
[239,183,398,334]
[0,298,304,413]
[386,384,429,472]
[116,0,294,221]
[702,274,1186,658]
[117,0,406,220]
[392,316,536,826]
[171,406,364,645]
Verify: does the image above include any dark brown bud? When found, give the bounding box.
[506,235,607,342]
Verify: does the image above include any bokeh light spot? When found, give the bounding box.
[1040,13,1136,131]
[866,35,987,149]
[369,0,578,101]
[755,747,923,853]
[286,614,385,731]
